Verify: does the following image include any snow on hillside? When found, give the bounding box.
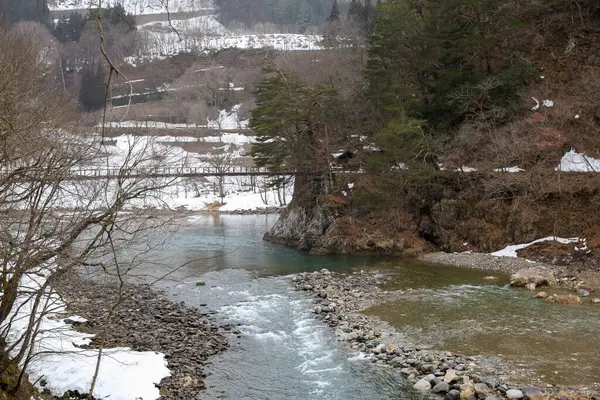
[48,0,213,15]
[556,149,600,172]
[135,31,322,61]
[139,15,229,36]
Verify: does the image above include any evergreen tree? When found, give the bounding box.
[326,0,340,22]
[250,66,338,173]
[79,62,108,111]
[366,0,536,131]
[1,0,49,27]
[323,0,341,45]
[347,0,364,22]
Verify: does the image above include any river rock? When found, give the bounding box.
[510,267,555,287]
[373,343,386,354]
[444,389,461,400]
[506,389,524,399]
[432,382,450,394]
[577,288,590,297]
[521,387,541,398]
[534,291,548,298]
[400,367,415,376]
[525,283,537,291]
[443,368,457,383]
[592,297,600,304]
[473,383,489,392]
[544,294,581,304]
[413,379,432,391]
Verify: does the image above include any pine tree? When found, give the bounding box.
[79,62,108,111]
[250,66,338,173]
[326,0,340,22]
[366,0,534,130]
[323,0,341,45]
[347,0,364,22]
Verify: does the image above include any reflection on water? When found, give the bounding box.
[366,262,600,387]
[130,214,386,281]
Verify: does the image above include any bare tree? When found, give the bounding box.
[0,23,179,396]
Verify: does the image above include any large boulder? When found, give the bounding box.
[510,267,556,287]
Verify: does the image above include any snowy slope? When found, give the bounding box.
[134,32,322,61]
[48,0,213,14]
[139,14,229,36]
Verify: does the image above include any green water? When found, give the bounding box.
[366,261,600,389]
[116,214,599,393]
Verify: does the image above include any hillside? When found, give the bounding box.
[47,0,213,14]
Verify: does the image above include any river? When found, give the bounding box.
[127,214,600,398]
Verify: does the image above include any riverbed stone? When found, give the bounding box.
[592,297,600,303]
[521,387,541,398]
[432,382,450,394]
[525,283,537,291]
[473,383,489,392]
[444,389,461,400]
[577,288,590,297]
[413,379,432,391]
[506,389,524,399]
[510,267,555,287]
[444,368,457,383]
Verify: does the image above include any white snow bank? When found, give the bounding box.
[207,104,249,130]
[456,166,477,172]
[493,166,525,173]
[139,15,229,36]
[490,236,581,258]
[135,33,323,61]
[3,268,169,399]
[49,0,213,15]
[555,149,600,172]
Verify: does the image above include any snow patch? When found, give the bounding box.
[493,166,525,173]
[48,0,214,15]
[3,267,170,400]
[456,166,477,173]
[555,149,600,172]
[490,236,581,258]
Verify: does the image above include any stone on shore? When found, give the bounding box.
[506,389,524,399]
[443,368,457,383]
[543,294,582,305]
[432,381,450,394]
[510,267,555,287]
[413,378,432,391]
[444,389,461,400]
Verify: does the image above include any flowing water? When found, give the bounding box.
[128,214,600,398]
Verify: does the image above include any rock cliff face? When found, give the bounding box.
[266,173,600,256]
[264,178,334,251]
[264,178,432,256]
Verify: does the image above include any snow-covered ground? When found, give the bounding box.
[48,0,213,14]
[556,149,600,172]
[134,31,323,63]
[56,129,290,212]
[490,236,582,258]
[139,14,229,36]
[3,264,169,399]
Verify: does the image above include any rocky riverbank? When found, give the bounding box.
[421,252,600,295]
[292,269,599,400]
[54,273,227,400]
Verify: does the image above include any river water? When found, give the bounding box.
[129,214,600,398]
